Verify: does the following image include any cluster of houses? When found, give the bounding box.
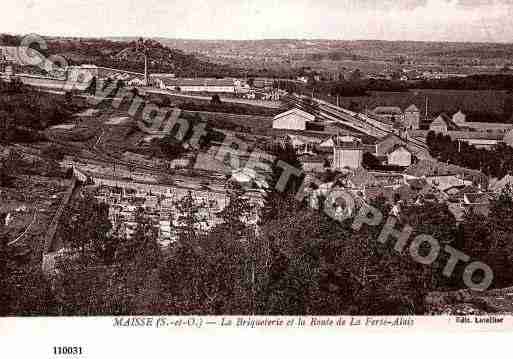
[268,105,510,220]
[361,104,513,150]
[92,183,225,245]
[409,110,513,149]
[67,158,266,243]
[272,108,417,171]
[300,157,497,221]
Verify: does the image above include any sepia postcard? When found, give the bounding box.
[2,0,513,356]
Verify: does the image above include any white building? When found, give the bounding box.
[452,110,466,126]
[452,110,513,133]
[387,146,413,167]
[158,78,236,93]
[332,138,364,170]
[272,108,315,131]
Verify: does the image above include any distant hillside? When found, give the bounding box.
[141,38,513,60]
[421,43,513,59]
[0,35,242,77]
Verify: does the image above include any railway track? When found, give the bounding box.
[282,94,431,158]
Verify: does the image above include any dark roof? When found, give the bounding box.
[160,78,235,87]
[376,135,406,156]
[373,106,403,115]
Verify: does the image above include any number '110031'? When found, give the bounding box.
[53,346,83,355]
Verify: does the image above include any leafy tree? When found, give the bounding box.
[0,163,14,187]
[57,193,115,263]
[0,213,56,316]
[161,192,216,313]
[86,76,97,95]
[0,214,11,315]
[349,69,363,82]
[157,134,187,160]
[426,130,513,178]
[0,111,14,144]
[116,208,161,265]
[362,152,382,169]
[130,87,139,97]
[54,207,163,315]
[262,142,305,221]
[41,144,67,162]
[210,94,222,105]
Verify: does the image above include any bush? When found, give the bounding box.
[210,94,222,105]
[41,144,67,162]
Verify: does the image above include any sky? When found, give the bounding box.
[3,0,513,42]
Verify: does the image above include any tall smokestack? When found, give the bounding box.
[144,54,148,86]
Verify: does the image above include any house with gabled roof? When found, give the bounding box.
[452,110,513,132]
[387,146,413,167]
[273,108,315,131]
[429,113,460,134]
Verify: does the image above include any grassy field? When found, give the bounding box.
[327,89,513,118]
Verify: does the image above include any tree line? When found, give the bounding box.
[426,131,513,179]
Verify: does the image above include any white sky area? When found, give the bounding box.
[2,0,513,42]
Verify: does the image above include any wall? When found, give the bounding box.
[333,148,363,170]
[17,74,67,90]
